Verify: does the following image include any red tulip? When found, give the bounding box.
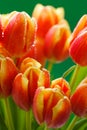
[69,27,87,66]
[0,57,18,97]
[0,11,36,58]
[71,77,87,117]
[33,86,71,128]
[69,15,87,66]
[12,58,50,110]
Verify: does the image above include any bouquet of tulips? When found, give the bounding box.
[0,3,87,130]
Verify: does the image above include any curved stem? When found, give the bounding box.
[62,65,76,78]
[70,65,80,92]
[67,116,79,130]
[4,98,15,130]
[26,109,32,130]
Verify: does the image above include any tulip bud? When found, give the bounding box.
[69,28,87,66]
[0,11,36,58]
[69,15,87,66]
[70,15,87,43]
[33,87,71,128]
[0,57,18,97]
[44,21,71,62]
[32,4,63,39]
[12,58,50,110]
[70,77,87,117]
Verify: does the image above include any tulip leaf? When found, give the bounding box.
[70,65,87,93]
[73,118,87,130]
[0,114,8,130]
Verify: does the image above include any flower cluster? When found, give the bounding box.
[0,3,87,130]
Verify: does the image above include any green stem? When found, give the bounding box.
[47,61,53,72]
[62,65,76,78]
[26,109,32,130]
[70,65,80,92]
[67,116,79,130]
[44,123,48,130]
[4,98,15,130]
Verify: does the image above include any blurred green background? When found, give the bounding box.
[0,0,87,79]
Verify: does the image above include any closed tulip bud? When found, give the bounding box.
[33,87,71,128]
[51,77,71,97]
[69,15,87,66]
[32,4,63,39]
[0,11,36,58]
[70,77,87,117]
[44,21,71,62]
[12,58,50,110]
[70,15,87,44]
[0,57,18,97]
[69,28,87,66]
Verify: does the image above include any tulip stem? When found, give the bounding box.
[62,65,76,78]
[26,109,32,130]
[70,64,80,92]
[47,61,53,72]
[67,116,79,130]
[44,123,48,130]
[4,98,15,130]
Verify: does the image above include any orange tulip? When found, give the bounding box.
[12,58,50,111]
[0,11,36,58]
[0,57,18,97]
[44,21,71,62]
[33,86,71,128]
[71,77,87,117]
[69,15,87,66]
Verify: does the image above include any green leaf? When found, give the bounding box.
[0,114,8,130]
[73,118,87,130]
[70,65,87,93]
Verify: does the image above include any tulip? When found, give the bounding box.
[12,58,50,110]
[51,77,71,97]
[33,86,71,128]
[70,15,87,44]
[70,77,87,117]
[0,11,36,58]
[69,15,87,66]
[44,21,71,62]
[69,27,87,66]
[32,4,64,39]
[0,57,18,97]
[17,37,46,66]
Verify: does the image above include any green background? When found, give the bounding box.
[0,0,87,79]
